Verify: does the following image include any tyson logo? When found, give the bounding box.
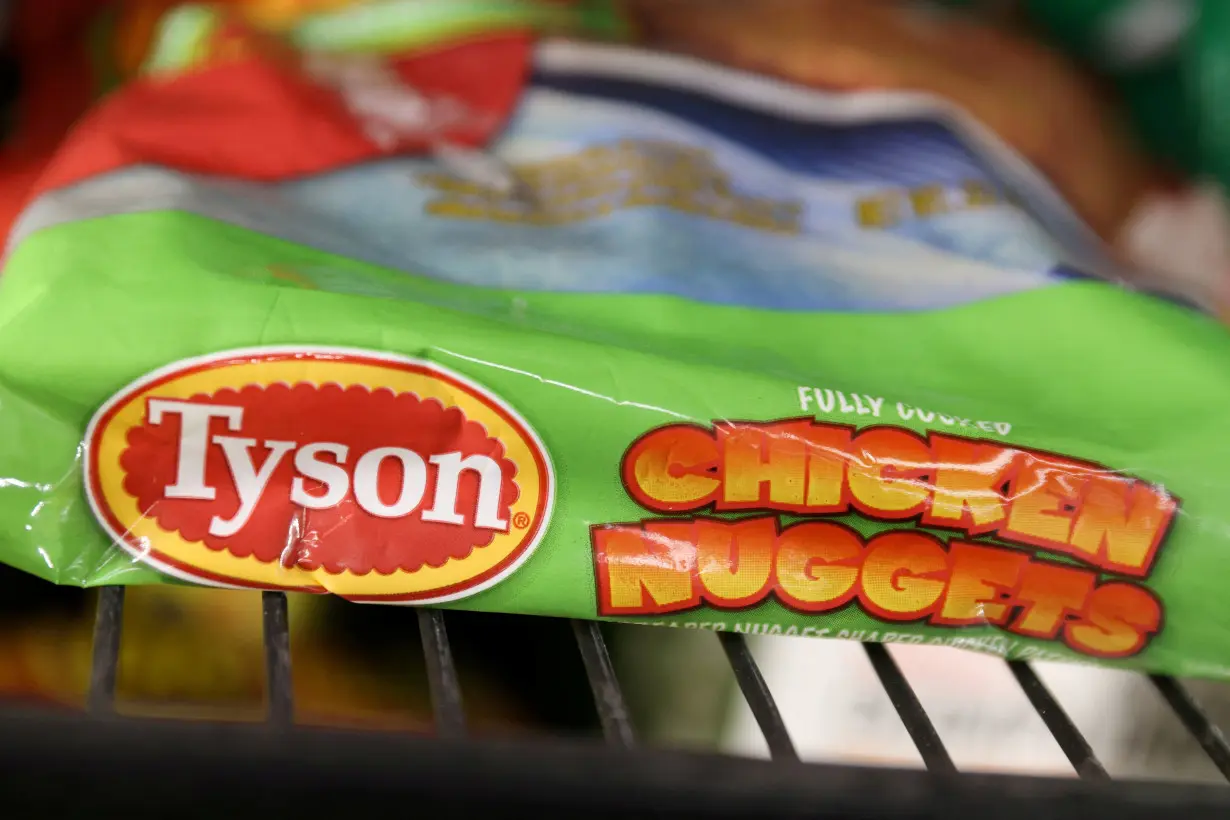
[84,347,554,602]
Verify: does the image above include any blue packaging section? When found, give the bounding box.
[275,63,1081,312]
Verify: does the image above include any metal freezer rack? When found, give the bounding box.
[0,585,1204,817]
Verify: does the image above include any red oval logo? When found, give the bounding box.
[84,347,554,602]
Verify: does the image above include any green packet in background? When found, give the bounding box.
[133,0,632,74]
[3,3,1230,680]
[1004,0,1226,194]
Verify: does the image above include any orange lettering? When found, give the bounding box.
[718,421,810,509]
[1010,562,1097,639]
[804,424,853,511]
[935,542,1030,626]
[695,518,776,606]
[1065,582,1161,658]
[847,428,931,519]
[859,532,949,620]
[924,435,1018,533]
[594,523,697,614]
[1069,477,1177,576]
[1002,455,1086,549]
[774,521,863,611]
[623,425,719,513]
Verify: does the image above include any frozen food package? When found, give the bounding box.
[2,0,1229,680]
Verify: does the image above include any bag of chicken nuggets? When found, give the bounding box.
[1,0,1229,679]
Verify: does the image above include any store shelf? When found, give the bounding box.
[52,586,1230,817]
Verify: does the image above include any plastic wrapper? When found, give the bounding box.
[1,0,1229,680]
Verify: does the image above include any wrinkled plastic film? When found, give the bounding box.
[0,3,1229,681]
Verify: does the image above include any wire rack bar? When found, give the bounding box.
[261,591,293,727]
[717,631,797,760]
[87,586,125,715]
[1150,675,1230,782]
[417,608,466,738]
[1008,661,1107,780]
[6,706,1230,819]
[572,620,635,747]
[863,643,956,773]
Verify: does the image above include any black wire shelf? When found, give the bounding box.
[59,584,1230,818]
[4,702,1230,819]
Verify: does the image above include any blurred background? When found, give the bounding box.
[1,0,1228,784]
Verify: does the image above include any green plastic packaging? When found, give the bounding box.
[2,2,1230,679]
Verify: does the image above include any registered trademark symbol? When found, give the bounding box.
[512,512,531,529]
